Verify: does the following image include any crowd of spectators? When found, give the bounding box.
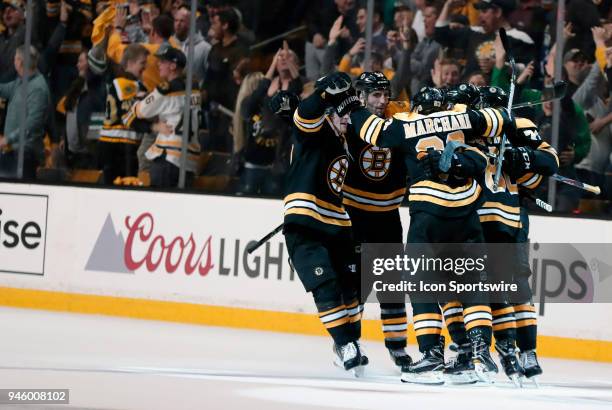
[0,0,611,215]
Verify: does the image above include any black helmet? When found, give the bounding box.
[445,83,480,107]
[354,71,391,94]
[478,86,509,109]
[412,87,445,114]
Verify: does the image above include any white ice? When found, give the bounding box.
[1,307,611,410]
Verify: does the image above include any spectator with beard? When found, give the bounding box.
[172,5,211,84]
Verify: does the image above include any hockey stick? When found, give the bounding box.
[246,223,284,254]
[551,174,601,195]
[511,81,567,109]
[493,28,516,190]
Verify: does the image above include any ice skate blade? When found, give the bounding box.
[444,371,478,385]
[401,371,444,385]
[474,362,495,384]
[352,365,366,378]
[508,373,523,388]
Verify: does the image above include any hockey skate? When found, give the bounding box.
[495,339,523,387]
[520,349,542,387]
[388,347,412,368]
[401,336,445,385]
[333,341,368,377]
[469,328,498,384]
[443,342,478,384]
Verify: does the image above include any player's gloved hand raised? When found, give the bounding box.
[269,90,300,119]
[502,146,535,178]
[420,149,443,179]
[315,71,352,96]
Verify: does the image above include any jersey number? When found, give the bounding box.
[414,131,465,153]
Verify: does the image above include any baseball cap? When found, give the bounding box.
[393,0,411,12]
[474,0,517,12]
[2,0,25,12]
[155,45,186,68]
[563,48,588,64]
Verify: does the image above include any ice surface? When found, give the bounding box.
[0,307,611,410]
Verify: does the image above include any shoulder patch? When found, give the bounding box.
[157,81,171,95]
[113,78,138,101]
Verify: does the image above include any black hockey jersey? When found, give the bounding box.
[100,75,149,144]
[512,117,559,190]
[343,102,408,212]
[349,105,513,217]
[284,93,351,237]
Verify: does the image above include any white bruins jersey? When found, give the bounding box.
[130,77,201,172]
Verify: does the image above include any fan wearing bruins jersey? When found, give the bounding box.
[98,44,151,185]
[284,72,368,375]
[344,72,411,369]
[338,85,516,384]
[128,46,201,188]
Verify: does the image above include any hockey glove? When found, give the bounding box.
[502,146,535,178]
[269,90,300,119]
[420,149,443,179]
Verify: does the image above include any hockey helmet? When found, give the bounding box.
[354,71,391,94]
[445,83,480,108]
[411,87,445,115]
[478,86,509,109]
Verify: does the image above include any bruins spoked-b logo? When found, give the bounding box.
[328,156,349,195]
[361,146,391,180]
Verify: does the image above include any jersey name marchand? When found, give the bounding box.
[403,113,472,139]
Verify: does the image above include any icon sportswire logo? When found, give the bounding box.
[85,213,214,275]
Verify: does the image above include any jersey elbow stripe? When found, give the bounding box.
[491,108,504,137]
[284,207,352,227]
[342,191,404,207]
[480,109,493,137]
[293,111,326,132]
[410,180,480,201]
[484,108,500,138]
[284,193,346,214]
[520,174,543,189]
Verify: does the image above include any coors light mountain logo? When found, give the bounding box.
[86,212,214,275]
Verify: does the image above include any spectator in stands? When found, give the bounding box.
[435,0,535,78]
[236,44,303,195]
[44,0,94,105]
[172,5,211,84]
[105,9,176,91]
[406,2,442,95]
[98,43,151,185]
[573,27,612,202]
[565,0,602,60]
[0,45,51,179]
[55,48,105,169]
[355,4,387,54]
[392,0,414,34]
[131,46,201,188]
[203,7,249,152]
[431,57,462,88]
[304,0,357,81]
[0,0,28,82]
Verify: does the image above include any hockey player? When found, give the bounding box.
[345,72,411,368]
[127,46,201,188]
[335,85,515,384]
[480,86,559,382]
[284,72,368,375]
[442,84,520,384]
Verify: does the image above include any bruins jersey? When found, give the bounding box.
[343,101,409,212]
[285,93,351,237]
[512,117,559,191]
[100,76,148,144]
[350,105,513,217]
[130,77,202,172]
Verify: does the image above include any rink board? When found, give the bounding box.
[0,182,611,362]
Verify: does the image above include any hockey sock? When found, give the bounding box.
[412,303,443,353]
[514,303,537,351]
[345,298,364,340]
[441,301,469,345]
[491,303,517,342]
[463,304,492,342]
[380,304,408,350]
[312,280,357,346]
